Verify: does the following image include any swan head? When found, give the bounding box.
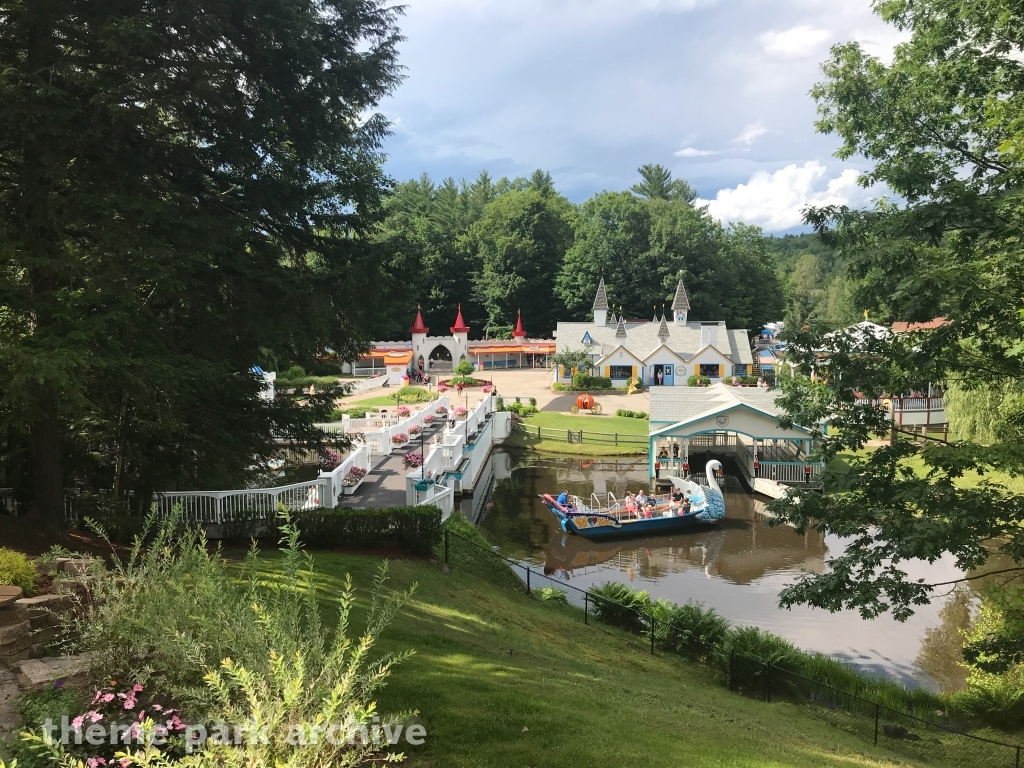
[707,459,724,477]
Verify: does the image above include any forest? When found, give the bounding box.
[369,163,859,341]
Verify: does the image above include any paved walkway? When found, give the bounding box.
[340,425,444,509]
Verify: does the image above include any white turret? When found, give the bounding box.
[593,277,609,326]
[672,278,690,325]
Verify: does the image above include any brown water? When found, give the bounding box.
[478,454,973,691]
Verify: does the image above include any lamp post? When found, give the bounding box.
[420,428,425,480]
[464,392,469,444]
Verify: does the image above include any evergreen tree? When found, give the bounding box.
[0,0,404,529]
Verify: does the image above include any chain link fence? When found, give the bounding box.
[443,528,1023,768]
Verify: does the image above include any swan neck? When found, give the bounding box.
[706,464,721,494]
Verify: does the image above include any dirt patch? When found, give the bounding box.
[0,664,18,746]
[0,514,121,559]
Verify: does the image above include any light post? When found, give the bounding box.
[464,392,469,444]
[420,428,425,481]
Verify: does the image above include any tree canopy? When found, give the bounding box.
[0,0,405,527]
[771,0,1024,648]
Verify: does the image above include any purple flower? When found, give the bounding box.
[53,680,65,688]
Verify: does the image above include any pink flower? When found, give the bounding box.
[124,697,136,710]
[151,704,163,712]
[120,759,130,768]
[88,711,103,723]
[137,710,145,720]
[131,684,143,693]
[91,690,103,704]
[102,693,115,703]
[87,758,107,768]
[71,716,85,729]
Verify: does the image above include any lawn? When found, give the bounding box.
[297,549,947,768]
[831,445,1024,495]
[508,410,649,456]
[346,387,434,407]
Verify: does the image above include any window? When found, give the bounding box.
[699,363,721,377]
[609,365,633,380]
[733,364,748,376]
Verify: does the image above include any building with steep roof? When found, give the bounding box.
[552,278,754,387]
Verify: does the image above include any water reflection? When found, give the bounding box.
[479,454,971,691]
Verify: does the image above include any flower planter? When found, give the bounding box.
[342,477,365,495]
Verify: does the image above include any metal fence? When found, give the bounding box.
[442,529,1023,768]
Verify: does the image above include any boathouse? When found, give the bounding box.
[647,384,825,487]
[552,278,754,388]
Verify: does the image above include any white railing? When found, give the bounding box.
[856,396,945,412]
[755,461,825,484]
[347,397,449,459]
[349,374,388,392]
[156,478,332,524]
[318,444,372,506]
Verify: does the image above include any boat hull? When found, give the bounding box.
[541,494,710,540]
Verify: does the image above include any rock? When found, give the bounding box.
[17,593,75,615]
[0,586,23,608]
[14,655,93,691]
[0,605,29,627]
[0,620,30,648]
[61,559,96,577]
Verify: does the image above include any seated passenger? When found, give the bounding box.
[556,490,569,508]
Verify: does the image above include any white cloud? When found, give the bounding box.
[758,25,831,60]
[733,121,767,146]
[675,147,718,157]
[697,161,874,231]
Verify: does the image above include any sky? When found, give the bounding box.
[377,0,907,233]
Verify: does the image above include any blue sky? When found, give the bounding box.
[377,0,905,232]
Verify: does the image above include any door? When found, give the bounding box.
[653,364,673,386]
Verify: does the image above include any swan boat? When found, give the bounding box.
[540,459,728,541]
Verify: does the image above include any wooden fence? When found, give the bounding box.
[513,422,648,447]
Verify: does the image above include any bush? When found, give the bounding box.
[295,505,443,555]
[552,382,567,391]
[534,587,569,605]
[46,513,415,767]
[0,547,38,595]
[394,385,432,403]
[454,359,475,376]
[445,375,480,386]
[615,409,648,419]
[529,397,537,406]
[572,373,613,389]
[506,401,538,416]
[282,365,306,379]
[687,374,712,386]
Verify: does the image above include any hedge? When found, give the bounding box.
[294,505,443,555]
[571,373,613,389]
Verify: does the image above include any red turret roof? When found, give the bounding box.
[409,307,429,335]
[512,312,527,338]
[450,305,470,335]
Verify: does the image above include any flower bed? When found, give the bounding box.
[396,406,411,417]
[482,384,493,393]
[402,452,424,470]
[438,377,484,388]
[423,415,435,424]
[319,448,342,471]
[409,425,422,436]
[435,406,448,415]
[454,407,468,418]
[438,384,448,393]
[391,432,409,446]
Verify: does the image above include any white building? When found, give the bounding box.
[552,278,754,387]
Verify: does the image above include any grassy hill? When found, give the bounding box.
[308,550,941,767]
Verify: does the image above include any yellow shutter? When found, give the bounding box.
[631,366,636,379]
[604,366,610,378]
[718,364,724,378]
[559,365,564,378]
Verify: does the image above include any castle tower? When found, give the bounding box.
[593,277,609,326]
[672,278,690,325]
[450,304,470,363]
[512,310,527,339]
[410,305,429,369]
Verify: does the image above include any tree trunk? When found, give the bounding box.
[30,388,65,536]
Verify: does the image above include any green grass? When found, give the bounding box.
[509,410,649,456]
[294,550,953,767]
[346,387,434,407]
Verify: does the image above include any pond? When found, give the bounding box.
[476,452,973,692]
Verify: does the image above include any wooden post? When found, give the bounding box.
[444,529,449,563]
[526,567,531,595]
[584,592,588,624]
[874,703,880,745]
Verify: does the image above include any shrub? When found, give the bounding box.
[506,402,538,416]
[342,466,367,487]
[589,582,651,632]
[529,397,537,406]
[44,514,416,767]
[391,432,408,445]
[572,373,613,389]
[615,409,648,419]
[296,505,443,555]
[446,375,480,386]
[282,365,306,380]
[552,382,567,391]
[534,587,569,605]
[454,359,475,376]
[0,547,38,595]
[687,374,712,386]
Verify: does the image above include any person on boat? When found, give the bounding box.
[625,492,638,518]
[556,490,569,508]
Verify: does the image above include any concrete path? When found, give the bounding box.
[340,425,444,509]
